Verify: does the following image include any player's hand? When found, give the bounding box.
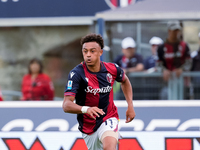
[87,107,105,120]
[125,106,136,123]
[163,69,171,81]
[174,68,183,78]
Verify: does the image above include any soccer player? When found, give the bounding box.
[62,33,136,150]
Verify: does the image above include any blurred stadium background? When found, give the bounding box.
[0,0,200,149]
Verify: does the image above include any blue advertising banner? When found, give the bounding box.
[0,0,109,18]
[0,101,199,150]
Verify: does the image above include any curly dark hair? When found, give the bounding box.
[28,58,43,74]
[80,33,104,49]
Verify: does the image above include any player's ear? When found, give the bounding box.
[99,49,103,56]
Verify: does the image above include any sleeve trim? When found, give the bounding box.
[64,92,76,97]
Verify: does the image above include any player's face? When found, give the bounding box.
[30,62,40,74]
[122,47,135,59]
[82,42,103,67]
[168,29,181,41]
[151,45,159,55]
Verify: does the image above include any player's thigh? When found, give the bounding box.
[98,117,119,142]
[102,131,118,150]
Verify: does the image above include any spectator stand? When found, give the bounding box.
[114,72,200,100]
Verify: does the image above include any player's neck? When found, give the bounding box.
[86,62,101,73]
[31,73,39,80]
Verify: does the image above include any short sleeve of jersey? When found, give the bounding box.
[114,63,125,82]
[113,55,123,67]
[64,70,81,97]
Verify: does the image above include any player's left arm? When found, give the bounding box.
[121,75,136,123]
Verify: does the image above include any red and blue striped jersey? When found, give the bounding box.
[157,41,191,71]
[64,61,125,135]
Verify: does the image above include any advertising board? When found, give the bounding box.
[0,101,199,150]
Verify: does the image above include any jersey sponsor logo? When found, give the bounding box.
[85,86,112,95]
[70,72,75,78]
[106,73,113,83]
[164,52,182,59]
[67,80,73,90]
[164,53,174,58]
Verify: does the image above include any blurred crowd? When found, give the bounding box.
[0,58,54,101]
[0,21,200,101]
[114,21,194,79]
[113,21,200,100]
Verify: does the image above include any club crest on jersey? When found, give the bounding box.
[67,80,73,90]
[70,72,75,78]
[106,73,113,83]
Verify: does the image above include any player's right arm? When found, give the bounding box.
[62,95,82,114]
[121,75,136,123]
[114,63,135,123]
[63,68,105,119]
[62,96,105,119]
